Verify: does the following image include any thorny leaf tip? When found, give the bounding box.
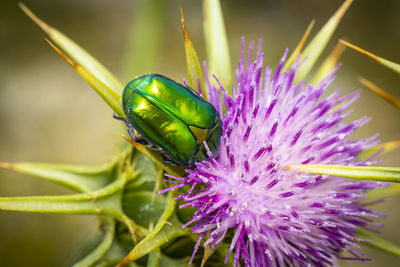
[358,77,400,109]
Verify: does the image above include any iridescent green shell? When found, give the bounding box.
[122,74,221,166]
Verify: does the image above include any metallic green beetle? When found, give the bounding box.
[120,74,222,166]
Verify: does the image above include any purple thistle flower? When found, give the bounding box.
[163,38,386,267]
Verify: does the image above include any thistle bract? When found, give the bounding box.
[164,39,386,266]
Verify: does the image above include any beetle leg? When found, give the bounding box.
[113,114,137,139]
[113,114,151,145]
[134,137,148,145]
[161,154,176,166]
[147,144,163,152]
[112,114,125,121]
[126,124,137,140]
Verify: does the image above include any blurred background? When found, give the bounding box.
[0,0,399,266]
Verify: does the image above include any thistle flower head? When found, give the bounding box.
[164,39,385,266]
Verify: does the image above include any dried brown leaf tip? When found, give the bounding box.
[311,41,346,84]
[284,19,315,70]
[46,39,78,69]
[340,39,400,74]
[180,7,190,41]
[19,2,52,34]
[358,77,400,109]
[340,40,380,61]
[0,162,14,170]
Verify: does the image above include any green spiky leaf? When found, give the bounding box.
[287,164,400,183]
[366,184,400,201]
[294,0,353,82]
[340,39,400,75]
[20,3,124,94]
[180,8,205,100]
[120,214,186,266]
[358,140,400,162]
[0,172,145,236]
[283,19,315,71]
[311,41,346,84]
[356,228,400,257]
[20,4,124,117]
[358,78,400,109]
[119,192,187,265]
[0,161,116,193]
[46,40,124,117]
[203,0,232,89]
